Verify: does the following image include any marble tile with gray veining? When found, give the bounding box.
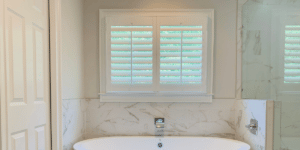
[263,0,300,5]
[234,100,267,150]
[63,99,87,150]
[281,102,300,137]
[84,99,236,140]
[243,30,262,55]
[281,137,300,150]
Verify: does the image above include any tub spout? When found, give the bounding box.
[155,118,164,128]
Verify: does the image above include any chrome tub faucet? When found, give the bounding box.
[155,118,164,128]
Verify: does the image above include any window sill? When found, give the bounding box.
[98,92,213,103]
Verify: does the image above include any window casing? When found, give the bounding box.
[100,10,214,102]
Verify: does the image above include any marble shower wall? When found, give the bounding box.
[84,99,237,139]
[280,101,300,150]
[234,100,271,150]
[241,0,273,99]
[63,99,87,150]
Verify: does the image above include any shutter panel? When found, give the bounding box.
[106,16,156,92]
[111,26,153,85]
[284,25,300,83]
[159,26,204,89]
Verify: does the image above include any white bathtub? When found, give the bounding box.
[74,136,250,150]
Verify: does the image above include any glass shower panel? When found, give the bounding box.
[241,0,300,150]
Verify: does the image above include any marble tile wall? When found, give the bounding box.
[281,137,300,150]
[281,102,300,137]
[242,29,271,99]
[235,100,268,150]
[62,99,272,150]
[241,1,273,99]
[280,101,300,150]
[263,0,300,5]
[63,99,87,150]
[84,99,237,139]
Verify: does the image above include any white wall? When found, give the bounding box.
[62,0,86,149]
[83,0,237,99]
[62,0,85,100]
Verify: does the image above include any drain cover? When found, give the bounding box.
[158,142,163,148]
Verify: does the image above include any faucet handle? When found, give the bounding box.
[245,118,258,135]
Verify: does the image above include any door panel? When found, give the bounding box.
[6,9,26,104]
[11,130,27,150]
[1,0,50,149]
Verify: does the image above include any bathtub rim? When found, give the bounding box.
[73,136,251,149]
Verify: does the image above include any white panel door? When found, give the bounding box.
[1,0,51,149]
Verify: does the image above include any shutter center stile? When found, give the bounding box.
[130,30,133,88]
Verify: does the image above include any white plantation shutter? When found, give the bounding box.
[106,17,156,91]
[284,25,300,84]
[106,17,208,92]
[101,11,214,102]
[160,27,203,84]
[158,17,208,92]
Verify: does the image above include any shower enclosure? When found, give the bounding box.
[240,0,300,149]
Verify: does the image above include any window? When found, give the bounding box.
[100,10,214,102]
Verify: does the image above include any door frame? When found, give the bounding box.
[0,0,64,149]
[49,0,63,150]
[0,0,6,149]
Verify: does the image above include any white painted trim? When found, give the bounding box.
[99,9,214,102]
[49,0,63,149]
[100,9,215,13]
[100,92,213,102]
[0,0,7,149]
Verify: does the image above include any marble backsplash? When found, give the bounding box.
[84,99,236,139]
[63,99,273,150]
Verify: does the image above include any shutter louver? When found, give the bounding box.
[284,25,300,83]
[160,26,203,85]
[110,26,153,87]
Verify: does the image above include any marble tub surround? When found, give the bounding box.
[84,99,237,139]
[62,98,274,150]
[63,99,87,150]
[234,100,274,150]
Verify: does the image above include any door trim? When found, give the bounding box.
[0,0,7,149]
[49,0,63,150]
